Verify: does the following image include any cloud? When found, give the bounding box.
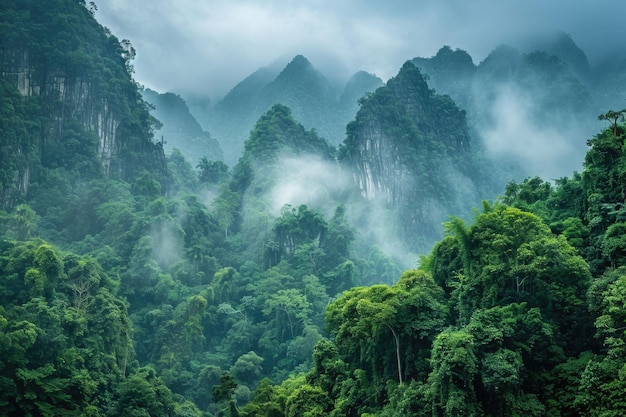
[481,84,588,179]
[266,154,421,268]
[268,154,352,217]
[94,0,626,99]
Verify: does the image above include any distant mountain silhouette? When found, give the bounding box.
[142,89,223,165]
[198,55,382,165]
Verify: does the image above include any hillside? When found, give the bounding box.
[142,88,223,165]
[0,0,167,209]
[340,61,498,253]
[412,34,598,178]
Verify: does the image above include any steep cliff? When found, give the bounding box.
[340,61,490,250]
[0,0,167,207]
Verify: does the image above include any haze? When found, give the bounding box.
[95,0,625,99]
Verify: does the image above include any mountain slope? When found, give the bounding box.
[0,0,167,207]
[340,61,494,251]
[413,37,596,178]
[142,88,223,165]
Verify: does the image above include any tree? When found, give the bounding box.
[197,157,229,184]
[230,351,264,386]
[212,185,239,238]
[263,288,311,340]
[115,367,175,417]
[428,329,479,417]
[326,270,447,393]
[212,372,239,415]
[445,206,591,347]
[598,109,626,137]
[11,204,37,240]
[576,271,626,415]
[285,384,332,417]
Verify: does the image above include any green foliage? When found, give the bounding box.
[429,329,479,416]
[244,104,335,163]
[3,1,626,414]
[115,367,178,417]
[340,61,495,252]
[326,269,448,406]
[198,157,230,185]
[582,119,626,272]
[0,0,168,207]
[0,239,136,416]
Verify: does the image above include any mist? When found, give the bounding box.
[94,0,626,100]
[233,152,423,270]
[151,220,183,268]
[481,84,590,179]
[268,154,352,217]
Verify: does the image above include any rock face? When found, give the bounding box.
[2,50,122,174]
[0,1,166,206]
[340,61,489,251]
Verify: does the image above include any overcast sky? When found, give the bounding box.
[94,0,626,100]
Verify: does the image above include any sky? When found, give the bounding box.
[94,0,626,100]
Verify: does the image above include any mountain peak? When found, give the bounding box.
[289,54,312,66]
[387,61,430,95]
[276,55,315,79]
[522,30,590,80]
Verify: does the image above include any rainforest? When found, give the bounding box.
[1,1,625,416]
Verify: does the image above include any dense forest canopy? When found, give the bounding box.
[1,1,626,417]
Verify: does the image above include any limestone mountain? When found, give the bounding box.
[142,88,223,165]
[412,45,476,111]
[339,61,495,252]
[412,36,596,178]
[593,54,626,114]
[231,103,337,208]
[413,39,593,129]
[0,0,167,207]
[224,104,343,266]
[522,31,591,81]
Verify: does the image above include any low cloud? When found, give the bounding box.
[267,154,420,269]
[268,154,352,217]
[481,84,588,179]
[151,221,183,268]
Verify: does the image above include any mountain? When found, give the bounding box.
[593,54,626,113]
[339,61,496,252]
[142,88,223,165]
[228,104,339,253]
[413,38,593,125]
[4,3,626,416]
[521,30,591,81]
[412,37,596,179]
[412,45,477,111]
[0,0,167,208]
[203,55,382,165]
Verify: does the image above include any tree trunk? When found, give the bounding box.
[387,324,402,384]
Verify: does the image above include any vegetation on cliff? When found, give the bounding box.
[2,2,626,417]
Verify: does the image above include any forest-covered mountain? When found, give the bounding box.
[1,1,626,417]
[0,0,167,209]
[411,33,611,178]
[339,61,498,253]
[142,88,223,165]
